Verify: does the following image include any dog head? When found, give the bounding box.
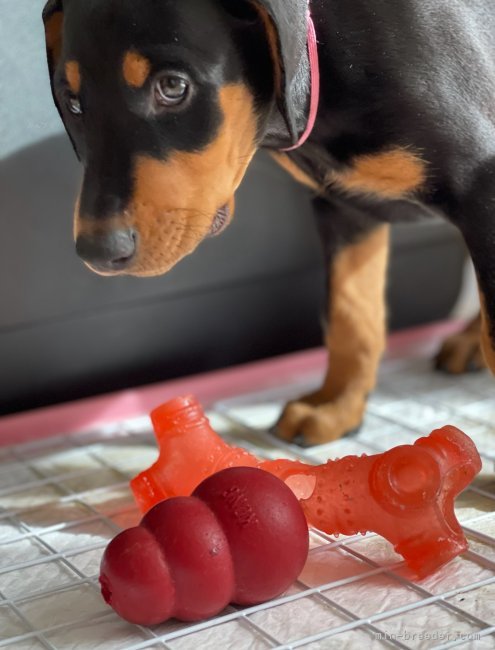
[43,0,309,276]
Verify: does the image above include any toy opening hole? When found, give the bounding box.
[284,474,316,500]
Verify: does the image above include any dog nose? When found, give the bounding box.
[76,229,137,271]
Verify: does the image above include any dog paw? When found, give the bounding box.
[435,330,486,374]
[274,395,365,446]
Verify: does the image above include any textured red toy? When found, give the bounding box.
[131,395,482,577]
[101,467,309,625]
[131,395,258,512]
[262,425,481,576]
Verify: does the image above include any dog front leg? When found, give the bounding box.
[454,161,495,374]
[275,199,389,446]
[435,313,486,374]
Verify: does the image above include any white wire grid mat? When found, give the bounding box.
[0,354,494,650]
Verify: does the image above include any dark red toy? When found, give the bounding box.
[100,467,309,625]
[130,396,482,577]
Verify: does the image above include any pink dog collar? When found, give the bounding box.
[281,10,320,151]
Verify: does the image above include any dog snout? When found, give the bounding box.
[75,228,137,272]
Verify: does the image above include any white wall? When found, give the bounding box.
[0,0,63,159]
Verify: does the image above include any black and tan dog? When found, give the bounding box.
[42,0,495,445]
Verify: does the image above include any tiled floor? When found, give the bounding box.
[0,351,494,649]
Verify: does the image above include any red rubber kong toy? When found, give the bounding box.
[99,467,309,625]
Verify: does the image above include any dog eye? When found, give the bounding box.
[154,74,189,107]
[67,96,83,116]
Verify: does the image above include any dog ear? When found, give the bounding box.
[252,0,310,148]
[42,0,81,160]
[43,0,63,78]
[42,0,64,111]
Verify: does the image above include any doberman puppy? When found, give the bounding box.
[43,0,495,445]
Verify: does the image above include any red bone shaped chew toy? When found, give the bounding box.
[131,396,482,577]
[101,467,309,625]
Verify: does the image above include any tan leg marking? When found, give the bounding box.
[122,51,151,88]
[276,225,390,445]
[328,148,427,199]
[435,313,486,374]
[65,61,81,94]
[270,152,321,192]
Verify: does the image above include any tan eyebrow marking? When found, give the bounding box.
[123,50,152,88]
[65,61,81,94]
